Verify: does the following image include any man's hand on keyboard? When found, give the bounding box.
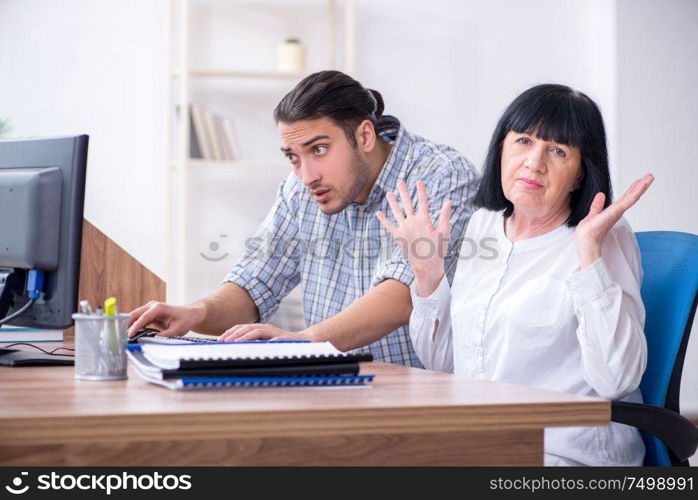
[127,301,205,338]
[218,323,308,343]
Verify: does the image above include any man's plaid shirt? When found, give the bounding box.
[223,116,479,367]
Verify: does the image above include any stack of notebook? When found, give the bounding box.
[126,340,374,390]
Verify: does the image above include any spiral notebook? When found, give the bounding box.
[139,372,375,391]
[127,341,374,391]
[134,341,373,370]
[127,347,362,379]
[128,349,373,391]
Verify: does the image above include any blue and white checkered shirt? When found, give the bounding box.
[223,116,479,367]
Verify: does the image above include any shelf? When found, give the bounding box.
[189,0,332,9]
[171,69,305,80]
[166,0,354,303]
[172,159,290,169]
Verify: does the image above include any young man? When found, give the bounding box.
[128,71,479,367]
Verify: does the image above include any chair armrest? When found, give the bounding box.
[611,401,698,463]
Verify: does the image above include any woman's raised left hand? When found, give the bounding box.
[575,173,654,268]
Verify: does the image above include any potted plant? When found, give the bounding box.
[0,118,10,138]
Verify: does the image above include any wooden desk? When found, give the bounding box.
[0,361,609,466]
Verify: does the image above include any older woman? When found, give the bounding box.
[376,84,654,466]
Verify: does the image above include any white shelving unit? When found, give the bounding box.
[166,0,355,303]
[174,69,307,79]
[177,159,289,169]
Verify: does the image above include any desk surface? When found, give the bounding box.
[0,361,609,448]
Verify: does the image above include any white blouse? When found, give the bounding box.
[409,208,647,466]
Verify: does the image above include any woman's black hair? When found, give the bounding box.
[273,70,384,146]
[474,83,612,227]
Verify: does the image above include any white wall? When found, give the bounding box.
[1,0,695,411]
[0,0,168,279]
[616,0,698,233]
[355,0,616,174]
[615,0,698,413]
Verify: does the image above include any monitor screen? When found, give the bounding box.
[0,135,88,328]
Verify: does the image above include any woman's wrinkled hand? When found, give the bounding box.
[575,173,654,268]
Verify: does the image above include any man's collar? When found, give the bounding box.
[363,116,409,207]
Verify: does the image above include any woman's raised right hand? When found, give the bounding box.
[376,180,452,297]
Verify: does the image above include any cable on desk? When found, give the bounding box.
[1,342,75,356]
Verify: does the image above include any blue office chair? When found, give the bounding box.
[611,231,698,466]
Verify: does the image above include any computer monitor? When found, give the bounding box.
[0,135,88,329]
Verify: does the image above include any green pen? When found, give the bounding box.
[104,297,119,364]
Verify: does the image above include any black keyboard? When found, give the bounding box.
[137,336,218,345]
[168,336,217,343]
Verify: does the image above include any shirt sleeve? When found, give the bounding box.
[221,176,302,323]
[565,220,647,400]
[372,155,479,288]
[408,274,454,372]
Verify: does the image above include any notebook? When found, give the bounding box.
[127,348,374,391]
[136,371,375,391]
[135,341,373,370]
[127,348,362,379]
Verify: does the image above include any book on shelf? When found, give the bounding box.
[213,115,229,160]
[188,104,239,162]
[189,108,203,159]
[216,115,239,161]
[190,104,213,160]
[202,108,223,161]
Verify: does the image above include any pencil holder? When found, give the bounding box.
[72,313,130,380]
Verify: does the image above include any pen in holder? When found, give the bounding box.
[72,313,130,380]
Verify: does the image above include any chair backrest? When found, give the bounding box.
[635,231,698,466]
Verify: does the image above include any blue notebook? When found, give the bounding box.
[147,374,375,391]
